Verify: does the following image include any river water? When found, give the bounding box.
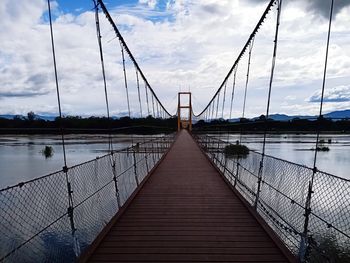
[0,133,349,189]
[0,134,150,189]
[224,133,350,180]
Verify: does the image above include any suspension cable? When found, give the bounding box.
[48,0,67,167]
[215,91,220,119]
[156,101,160,118]
[312,0,334,178]
[120,43,131,117]
[229,66,238,120]
[226,65,239,143]
[300,1,334,261]
[48,0,80,256]
[94,1,113,151]
[261,0,282,157]
[97,0,171,117]
[194,0,277,117]
[145,82,150,116]
[221,81,227,119]
[151,94,155,117]
[254,0,282,209]
[136,69,142,117]
[242,37,254,119]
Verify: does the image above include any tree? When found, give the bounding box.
[27,111,35,121]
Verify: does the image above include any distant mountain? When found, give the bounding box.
[229,109,350,122]
[0,115,19,120]
[324,110,350,119]
[1,109,350,122]
[0,114,57,121]
[36,115,57,121]
[263,114,292,121]
[267,114,313,121]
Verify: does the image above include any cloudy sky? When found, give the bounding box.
[0,0,349,118]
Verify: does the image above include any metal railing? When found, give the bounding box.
[194,133,350,262]
[0,134,175,262]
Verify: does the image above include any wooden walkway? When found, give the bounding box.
[85,130,292,262]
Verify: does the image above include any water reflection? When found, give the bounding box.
[0,134,154,188]
[222,133,350,180]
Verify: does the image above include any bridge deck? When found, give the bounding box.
[86,130,290,262]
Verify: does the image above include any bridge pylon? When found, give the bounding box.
[177,92,192,131]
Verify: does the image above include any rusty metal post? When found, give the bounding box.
[234,162,240,188]
[177,94,181,131]
[133,149,139,186]
[177,92,192,131]
[111,156,121,209]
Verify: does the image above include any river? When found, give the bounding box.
[0,133,349,189]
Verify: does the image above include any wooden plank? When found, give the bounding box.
[84,130,294,263]
[94,247,285,255]
[89,253,288,262]
[97,241,277,249]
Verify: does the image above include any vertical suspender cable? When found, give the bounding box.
[136,69,143,117]
[48,0,67,167]
[47,0,80,256]
[145,82,150,116]
[120,43,131,117]
[239,38,255,144]
[215,92,220,119]
[151,94,155,117]
[312,0,333,175]
[227,66,238,142]
[192,0,277,119]
[97,0,171,117]
[254,0,282,209]
[94,0,121,211]
[211,99,216,121]
[221,81,227,119]
[229,66,238,120]
[94,0,113,152]
[209,101,213,121]
[242,38,254,120]
[156,101,160,118]
[300,0,334,261]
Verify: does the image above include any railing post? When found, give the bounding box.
[299,180,313,262]
[234,162,240,188]
[211,138,215,161]
[254,157,264,209]
[133,149,139,186]
[223,155,227,176]
[152,139,156,164]
[63,166,81,257]
[157,138,160,160]
[111,155,121,209]
[94,157,102,215]
[145,154,149,174]
[217,135,221,155]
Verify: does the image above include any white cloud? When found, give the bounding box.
[309,85,350,103]
[139,0,158,10]
[0,0,349,118]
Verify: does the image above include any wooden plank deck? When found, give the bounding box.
[86,130,292,262]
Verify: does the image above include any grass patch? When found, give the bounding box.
[224,143,249,159]
[42,145,54,158]
[316,146,330,152]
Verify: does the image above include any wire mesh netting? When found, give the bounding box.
[0,134,175,262]
[194,133,350,262]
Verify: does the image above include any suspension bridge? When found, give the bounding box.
[1,0,349,262]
